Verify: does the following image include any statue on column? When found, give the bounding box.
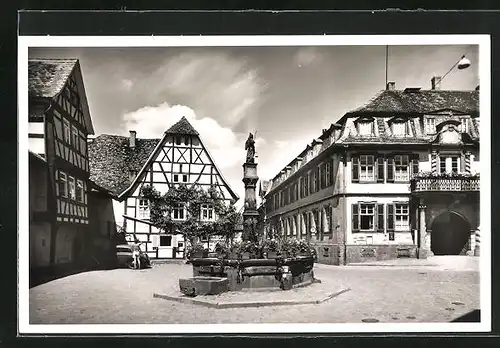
[245,133,256,163]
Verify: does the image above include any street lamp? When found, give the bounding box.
[437,55,471,85]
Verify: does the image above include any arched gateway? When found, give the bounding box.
[431,211,471,255]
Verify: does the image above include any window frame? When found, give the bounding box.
[393,154,410,182]
[359,154,375,182]
[358,120,374,136]
[76,179,84,203]
[172,203,186,221]
[68,176,76,200]
[394,203,410,232]
[71,125,79,150]
[138,199,150,220]
[58,171,68,198]
[200,204,215,221]
[359,203,375,231]
[425,116,436,134]
[159,235,172,247]
[391,120,408,137]
[63,118,71,144]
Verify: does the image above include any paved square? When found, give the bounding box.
[29,258,479,324]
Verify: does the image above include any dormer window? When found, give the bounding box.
[460,117,469,133]
[355,116,374,136]
[425,117,436,134]
[388,117,409,137]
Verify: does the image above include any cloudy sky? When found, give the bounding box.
[29,44,479,208]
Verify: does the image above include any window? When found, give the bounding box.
[175,136,182,145]
[68,176,76,200]
[358,121,373,136]
[425,117,436,134]
[303,174,309,196]
[352,203,383,232]
[359,155,375,182]
[439,155,460,174]
[138,199,150,219]
[58,172,67,197]
[79,137,86,156]
[172,203,185,220]
[460,118,469,133]
[394,155,410,181]
[76,180,84,202]
[184,136,190,146]
[359,204,374,230]
[312,167,318,192]
[392,121,407,136]
[160,235,172,246]
[71,125,79,149]
[182,174,188,183]
[325,162,332,186]
[394,204,409,231]
[63,119,71,143]
[324,205,332,234]
[200,204,215,221]
[173,174,179,182]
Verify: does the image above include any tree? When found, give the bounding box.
[140,183,241,252]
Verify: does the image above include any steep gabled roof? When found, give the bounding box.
[165,116,199,135]
[343,90,479,117]
[28,59,78,98]
[88,135,160,196]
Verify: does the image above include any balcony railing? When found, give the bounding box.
[411,177,480,193]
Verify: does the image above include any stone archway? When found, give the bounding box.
[431,211,471,255]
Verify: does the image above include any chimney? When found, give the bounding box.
[475,85,480,91]
[129,130,136,148]
[386,81,395,90]
[431,76,441,90]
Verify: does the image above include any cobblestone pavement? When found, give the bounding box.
[29,261,480,324]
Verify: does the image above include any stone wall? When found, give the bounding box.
[345,244,417,264]
[310,241,340,265]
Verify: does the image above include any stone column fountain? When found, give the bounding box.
[242,132,259,243]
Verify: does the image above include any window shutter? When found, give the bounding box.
[377,204,384,232]
[386,157,395,183]
[387,203,394,232]
[411,154,419,177]
[352,155,359,183]
[376,156,385,183]
[352,204,359,232]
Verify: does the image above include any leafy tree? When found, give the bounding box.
[140,183,241,251]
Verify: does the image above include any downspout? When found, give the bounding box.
[342,146,348,265]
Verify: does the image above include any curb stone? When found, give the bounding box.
[153,287,351,309]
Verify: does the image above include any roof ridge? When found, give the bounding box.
[165,116,199,135]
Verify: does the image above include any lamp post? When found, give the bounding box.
[435,55,471,87]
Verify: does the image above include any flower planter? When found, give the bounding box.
[266,251,279,259]
[241,252,254,260]
[192,250,208,259]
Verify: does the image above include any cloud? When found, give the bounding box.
[294,47,323,68]
[121,78,133,91]
[122,102,249,170]
[134,52,268,129]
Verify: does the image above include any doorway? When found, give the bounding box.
[431,211,471,255]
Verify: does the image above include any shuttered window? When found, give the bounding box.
[377,156,385,183]
[386,157,395,183]
[352,204,359,232]
[387,204,395,232]
[352,155,359,183]
[377,204,384,232]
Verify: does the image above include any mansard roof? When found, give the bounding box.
[28,58,78,98]
[165,116,199,135]
[344,90,479,117]
[88,134,160,196]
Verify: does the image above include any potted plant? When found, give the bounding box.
[279,238,298,258]
[228,241,241,259]
[262,238,279,259]
[240,241,258,260]
[189,243,207,259]
[297,239,313,257]
[214,242,229,259]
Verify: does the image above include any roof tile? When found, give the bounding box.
[28,59,77,98]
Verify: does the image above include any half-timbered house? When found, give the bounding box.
[264,78,480,265]
[28,58,116,272]
[89,116,239,259]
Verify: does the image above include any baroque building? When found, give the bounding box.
[28,58,116,274]
[88,117,239,259]
[264,78,480,264]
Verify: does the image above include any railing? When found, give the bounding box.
[411,178,480,192]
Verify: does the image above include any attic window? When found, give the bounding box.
[425,117,436,134]
[175,136,182,145]
[389,118,408,137]
[357,120,374,136]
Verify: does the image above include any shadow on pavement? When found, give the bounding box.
[451,309,480,322]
